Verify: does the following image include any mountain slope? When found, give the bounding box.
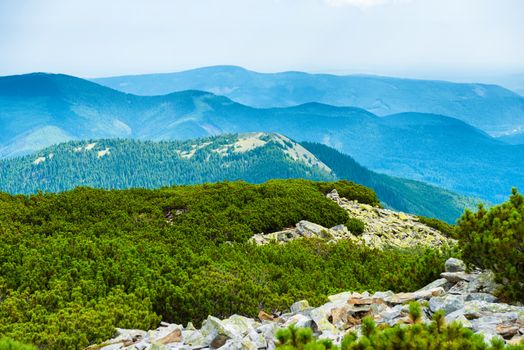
[302,142,479,222]
[92,65,524,136]
[0,133,335,193]
[0,133,476,222]
[1,73,523,202]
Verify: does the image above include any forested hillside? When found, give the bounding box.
[0,133,334,193]
[0,180,451,349]
[303,142,479,222]
[0,133,475,222]
[1,73,522,203]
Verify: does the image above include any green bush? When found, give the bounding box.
[345,218,365,235]
[0,180,451,348]
[417,215,456,237]
[276,304,524,350]
[456,188,524,302]
[0,338,36,350]
[313,180,380,207]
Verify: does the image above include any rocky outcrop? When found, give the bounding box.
[250,190,453,249]
[96,259,522,349]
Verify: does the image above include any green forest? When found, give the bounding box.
[0,135,476,222]
[0,180,454,349]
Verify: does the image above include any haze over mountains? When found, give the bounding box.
[1,72,523,203]
[0,133,475,222]
[93,66,524,137]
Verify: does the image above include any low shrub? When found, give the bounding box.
[456,188,524,302]
[313,180,380,206]
[0,338,36,350]
[345,218,365,235]
[417,215,456,237]
[0,180,450,348]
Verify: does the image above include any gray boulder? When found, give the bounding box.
[445,258,466,272]
[465,293,498,303]
[429,294,465,314]
[290,300,311,313]
[296,221,328,237]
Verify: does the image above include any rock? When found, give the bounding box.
[461,300,524,317]
[445,258,466,272]
[465,293,498,303]
[445,313,473,328]
[348,296,384,305]
[101,344,125,350]
[508,335,524,345]
[466,271,501,294]
[441,272,473,283]
[447,280,469,295]
[371,291,395,300]
[296,221,328,238]
[329,306,350,329]
[380,304,404,324]
[496,324,519,339]
[284,313,313,328]
[210,334,229,349]
[201,316,239,345]
[112,329,147,345]
[429,295,464,314]
[310,306,338,333]
[290,300,311,313]
[326,189,341,202]
[417,278,450,292]
[257,323,280,343]
[183,330,206,347]
[318,330,346,345]
[470,316,506,335]
[328,291,352,303]
[258,310,274,321]
[385,287,444,304]
[219,337,258,350]
[330,224,348,234]
[246,329,267,349]
[156,328,182,344]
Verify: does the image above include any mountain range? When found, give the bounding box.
[0,133,476,222]
[92,65,524,137]
[1,72,523,203]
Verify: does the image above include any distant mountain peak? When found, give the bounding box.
[92,66,524,135]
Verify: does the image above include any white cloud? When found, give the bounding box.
[324,0,411,8]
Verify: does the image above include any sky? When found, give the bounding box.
[1,0,523,81]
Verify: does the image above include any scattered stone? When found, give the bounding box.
[284,314,313,328]
[290,300,311,313]
[465,293,498,303]
[429,294,464,314]
[496,324,519,339]
[258,310,274,321]
[98,241,521,349]
[386,287,444,304]
[441,272,473,283]
[296,221,327,237]
[445,258,466,272]
[210,334,229,349]
[417,278,450,292]
[156,328,182,344]
[508,335,524,345]
[249,190,455,249]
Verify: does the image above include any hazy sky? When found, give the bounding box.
[1,0,523,79]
